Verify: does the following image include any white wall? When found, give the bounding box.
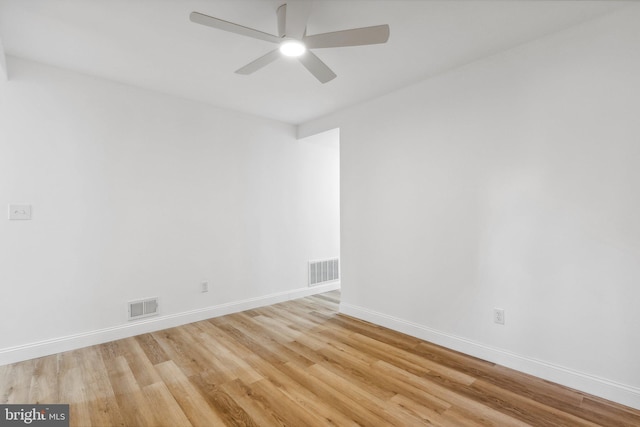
[0,36,7,80]
[300,5,640,409]
[0,57,340,364]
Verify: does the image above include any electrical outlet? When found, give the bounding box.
[201,281,209,293]
[494,308,505,325]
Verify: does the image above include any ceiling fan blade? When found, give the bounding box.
[304,24,390,49]
[298,51,336,84]
[235,49,281,75]
[190,11,281,44]
[285,0,312,40]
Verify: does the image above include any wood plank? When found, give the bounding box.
[134,333,170,365]
[216,315,316,369]
[319,324,477,387]
[275,361,393,426]
[306,362,429,426]
[390,393,450,426]
[470,378,600,426]
[118,337,162,387]
[27,355,59,404]
[2,358,34,403]
[57,352,93,427]
[188,373,259,427]
[187,322,262,385]
[150,327,220,379]
[155,360,227,426]
[238,377,332,426]
[316,340,453,413]
[103,355,159,426]
[76,346,125,427]
[373,360,530,426]
[142,382,192,427]
[219,378,289,426]
[224,342,359,427]
[578,395,640,427]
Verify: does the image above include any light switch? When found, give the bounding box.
[8,204,32,220]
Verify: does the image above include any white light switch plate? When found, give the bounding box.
[8,204,32,220]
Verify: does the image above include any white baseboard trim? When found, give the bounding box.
[0,282,340,366]
[340,302,640,411]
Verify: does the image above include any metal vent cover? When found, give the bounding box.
[309,258,339,286]
[128,297,158,320]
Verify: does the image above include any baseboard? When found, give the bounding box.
[340,302,640,411]
[0,282,340,366]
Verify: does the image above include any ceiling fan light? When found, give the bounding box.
[279,40,306,57]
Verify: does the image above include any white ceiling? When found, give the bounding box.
[0,0,628,124]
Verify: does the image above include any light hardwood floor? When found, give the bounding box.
[1,290,639,426]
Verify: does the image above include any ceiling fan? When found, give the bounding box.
[190,1,390,83]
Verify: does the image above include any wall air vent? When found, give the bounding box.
[309,258,339,286]
[128,297,159,320]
